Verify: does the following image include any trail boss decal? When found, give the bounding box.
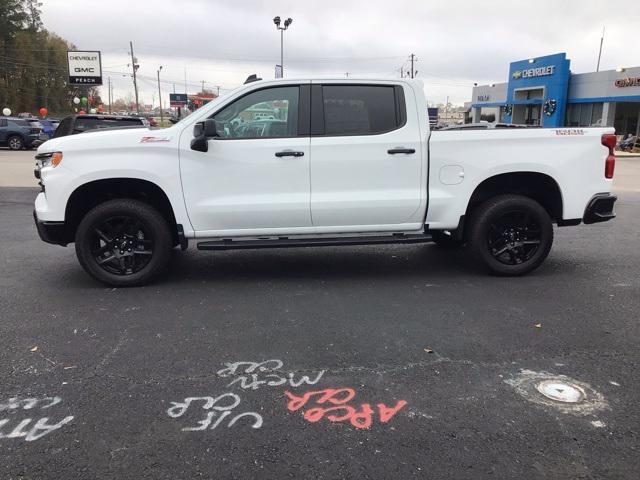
[140,136,171,143]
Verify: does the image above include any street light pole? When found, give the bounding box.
[157,66,163,126]
[273,16,293,77]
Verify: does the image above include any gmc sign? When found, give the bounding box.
[67,51,102,85]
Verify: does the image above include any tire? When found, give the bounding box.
[7,135,24,150]
[75,199,173,287]
[468,194,553,276]
[431,230,465,249]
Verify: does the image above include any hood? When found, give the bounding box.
[37,126,178,154]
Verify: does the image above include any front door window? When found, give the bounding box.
[211,86,299,139]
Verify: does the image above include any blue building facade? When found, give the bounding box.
[470,53,640,135]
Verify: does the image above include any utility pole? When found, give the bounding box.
[201,80,205,93]
[108,77,112,114]
[409,53,417,79]
[445,95,449,124]
[184,67,187,94]
[129,41,140,115]
[596,26,605,72]
[157,66,163,126]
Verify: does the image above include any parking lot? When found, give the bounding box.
[1,148,639,479]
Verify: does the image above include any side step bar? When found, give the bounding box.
[197,233,433,251]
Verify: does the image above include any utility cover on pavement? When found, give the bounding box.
[536,380,585,403]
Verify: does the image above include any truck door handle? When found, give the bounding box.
[275,150,304,157]
[387,148,415,155]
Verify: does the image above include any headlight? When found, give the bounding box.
[35,151,63,168]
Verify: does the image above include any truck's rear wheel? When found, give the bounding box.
[75,199,172,286]
[468,194,553,276]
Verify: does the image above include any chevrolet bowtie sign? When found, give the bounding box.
[67,51,102,85]
[512,65,555,80]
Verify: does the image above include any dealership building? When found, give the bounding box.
[470,53,640,136]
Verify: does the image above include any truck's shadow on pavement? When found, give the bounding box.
[153,243,569,285]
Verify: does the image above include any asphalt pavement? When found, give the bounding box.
[1,152,639,479]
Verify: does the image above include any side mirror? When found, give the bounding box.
[190,119,218,152]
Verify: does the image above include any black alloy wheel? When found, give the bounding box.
[468,194,553,276]
[487,210,541,265]
[75,199,172,287]
[90,216,154,276]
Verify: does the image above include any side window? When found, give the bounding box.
[0,119,7,127]
[211,86,299,139]
[322,85,402,136]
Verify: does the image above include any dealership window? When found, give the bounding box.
[565,103,604,127]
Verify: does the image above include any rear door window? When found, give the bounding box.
[320,85,403,136]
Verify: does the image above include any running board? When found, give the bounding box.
[197,233,433,251]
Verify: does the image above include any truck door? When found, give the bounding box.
[309,83,424,228]
[179,83,312,234]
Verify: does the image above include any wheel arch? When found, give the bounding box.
[465,172,564,223]
[64,177,179,246]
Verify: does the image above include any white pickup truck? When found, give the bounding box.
[33,77,617,286]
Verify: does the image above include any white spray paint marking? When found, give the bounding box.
[505,370,608,415]
[0,396,62,411]
[591,420,606,428]
[0,396,73,442]
[167,393,263,432]
[217,360,325,390]
[609,381,620,387]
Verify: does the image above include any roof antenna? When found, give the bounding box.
[244,74,262,84]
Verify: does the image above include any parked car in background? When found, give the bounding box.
[53,114,149,138]
[0,117,43,150]
[24,118,53,141]
[38,118,58,138]
[439,122,530,131]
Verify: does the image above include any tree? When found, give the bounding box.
[0,0,82,115]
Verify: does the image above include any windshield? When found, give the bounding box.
[73,117,145,132]
[170,87,238,129]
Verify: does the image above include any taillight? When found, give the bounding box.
[601,134,616,179]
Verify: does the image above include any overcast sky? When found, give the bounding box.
[41,0,640,106]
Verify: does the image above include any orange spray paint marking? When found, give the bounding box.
[377,400,408,423]
[285,388,406,430]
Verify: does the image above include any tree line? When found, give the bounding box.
[0,0,100,116]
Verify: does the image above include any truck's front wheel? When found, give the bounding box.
[75,199,172,287]
[468,194,553,276]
